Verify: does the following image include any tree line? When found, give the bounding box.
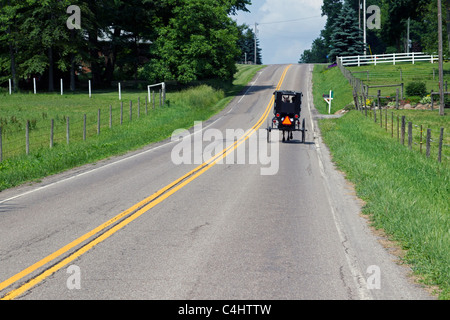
[0,0,262,92]
[300,0,449,63]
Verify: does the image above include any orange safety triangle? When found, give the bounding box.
[282,117,292,125]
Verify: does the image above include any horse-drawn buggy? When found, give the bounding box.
[266,90,306,143]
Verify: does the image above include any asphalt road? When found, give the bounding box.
[0,64,434,300]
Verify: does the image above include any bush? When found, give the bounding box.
[420,95,432,104]
[406,81,427,97]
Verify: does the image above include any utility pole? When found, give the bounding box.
[363,0,367,55]
[438,0,445,116]
[254,22,259,65]
[407,17,410,53]
[359,0,361,30]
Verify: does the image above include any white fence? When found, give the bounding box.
[338,52,438,67]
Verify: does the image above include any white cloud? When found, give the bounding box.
[234,0,327,64]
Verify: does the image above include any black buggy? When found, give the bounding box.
[266,90,306,143]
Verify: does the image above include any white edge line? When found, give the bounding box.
[0,69,267,205]
[306,64,372,300]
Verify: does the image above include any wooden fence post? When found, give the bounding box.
[420,125,423,153]
[26,120,30,155]
[97,109,101,135]
[426,129,431,158]
[50,119,54,148]
[66,117,70,145]
[408,122,413,150]
[145,96,148,115]
[397,116,400,142]
[401,116,406,145]
[385,109,388,132]
[391,112,394,137]
[377,90,381,110]
[138,97,141,118]
[374,105,377,123]
[83,114,86,141]
[129,100,132,122]
[396,89,399,110]
[438,127,444,163]
[153,91,155,109]
[120,102,123,125]
[380,108,383,128]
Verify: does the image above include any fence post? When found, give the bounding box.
[50,119,54,148]
[153,91,155,109]
[401,116,406,145]
[145,96,148,115]
[391,112,394,137]
[120,102,123,125]
[66,117,70,145]
[438,127,444,163]
[397,116,400,142]
[426,129,431,158]
[377,90,381,110]
[385,108,388,132]
[97,109,101,135]
[129,100,132,122]
[380,108,383,128]
[83,114,86,141]
[408,122,413,150]
[420,125,423,153]
[0,126,2,162]
[396,89,399,110]
[26,120,30,155]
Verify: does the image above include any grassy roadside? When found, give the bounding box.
[312,65,449,300]
[312,65,355,115]
[348,62,450,98]
[0,64,265,191]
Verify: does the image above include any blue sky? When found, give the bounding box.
[233,0,327,65]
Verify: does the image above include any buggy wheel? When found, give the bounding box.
[267,129,271,143]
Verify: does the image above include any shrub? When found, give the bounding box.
[420,95,432,104]
[406,81,427,97]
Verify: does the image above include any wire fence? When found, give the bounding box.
[0,94,164,162]
[336,62,449,166]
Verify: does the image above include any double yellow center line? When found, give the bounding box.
[0,64,291,300]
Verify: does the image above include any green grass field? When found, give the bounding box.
[0,64,265,190]
[348,62,450,100]
[313,63,449,300]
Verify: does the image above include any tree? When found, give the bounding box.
[237,24,262,64]
[142,0,242,84]
[0,0,26,92]
[299,37,328,63]
[328,1,364,62]
[320,0,344,55]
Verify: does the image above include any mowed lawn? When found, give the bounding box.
[0,64,265,190]
[313,62,449,300]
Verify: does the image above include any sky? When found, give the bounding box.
[233,0,327,65]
